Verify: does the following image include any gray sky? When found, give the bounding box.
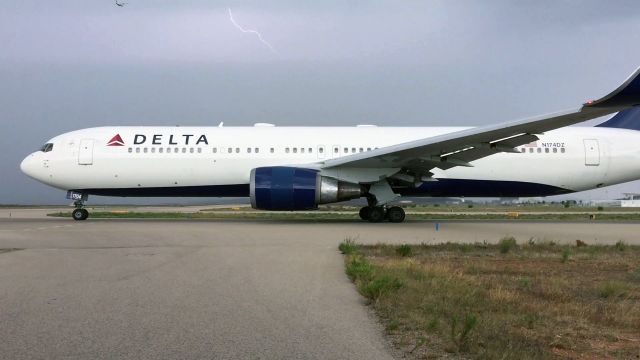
[2,1,640,204]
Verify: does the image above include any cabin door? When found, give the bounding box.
[78,139,94,165]
[583,139,600,166]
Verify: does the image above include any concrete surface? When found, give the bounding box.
[1,210,640,359]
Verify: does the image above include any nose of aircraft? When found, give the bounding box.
[20,153,39,180]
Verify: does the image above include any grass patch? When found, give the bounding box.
[340,241,640,359]
[360,275,403,301]
[47,211,360,221]
[615,240,627,252]
[342,239,404,304]
[449,313,478,352]
[499,236,518,254]
[598,281,629,299]
[345,255,373,282]
[338,237,358,255]
[46,210,640,222]
[396,244,412,257]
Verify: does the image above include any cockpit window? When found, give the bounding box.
[40,143,54,152]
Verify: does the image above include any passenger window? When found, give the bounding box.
[537,148,541,153]
[545,148,549,153]
[213,148,217,153]
[334,147,339,154]
[553,148,557,153]
[301,148,305,153]
[235,148,240,153]
[308,147,312,153]
[286,147,290,153]
[359,147,363,152]
[529,148,533,153]
[270,147,274,153]
[136,148,140,153]
[228,147,232,153]
[255,148,259,153]
[144,148,148,153]
[166,147,170,153]
[182,148,187,153]
[247,148,252,153]
[197,148,202,153]
[159,148,163,153]
[151,148,156,153]
[561,148,566,153]
[293,148,298,153]
[344,147,348,153]
[367,147,371,151]
[351,147,356,153]
[128,148,132,153]
[319,147,324,153]
[174,148,179,153]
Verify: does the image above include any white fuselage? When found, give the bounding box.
[20,125,640,198]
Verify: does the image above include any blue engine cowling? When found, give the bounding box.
[250,167,362,210]
[250,167,318,210]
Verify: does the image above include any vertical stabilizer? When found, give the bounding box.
[596,106,640,130]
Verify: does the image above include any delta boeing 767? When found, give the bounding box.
[20,66,640,222]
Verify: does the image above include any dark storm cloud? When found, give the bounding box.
[1,1,639,203]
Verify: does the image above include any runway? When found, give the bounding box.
[1,212,640,359]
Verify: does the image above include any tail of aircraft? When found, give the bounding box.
[596,106,640,130]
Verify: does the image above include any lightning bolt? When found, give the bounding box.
[228,8,278,54]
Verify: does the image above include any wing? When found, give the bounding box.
[322,66,640,174]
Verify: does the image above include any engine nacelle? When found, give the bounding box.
[250,167,363,210]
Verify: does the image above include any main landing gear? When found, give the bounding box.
[359,206,406,223]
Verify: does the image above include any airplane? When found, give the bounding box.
[20,66,640,222]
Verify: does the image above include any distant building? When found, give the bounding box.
[621,193,640,208]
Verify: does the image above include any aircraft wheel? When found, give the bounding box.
[368,207,386,223]
[387,206,406,223]
[359,206,371,221]
[72,208,89,221]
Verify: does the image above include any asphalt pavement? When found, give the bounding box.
[1,211,640,359]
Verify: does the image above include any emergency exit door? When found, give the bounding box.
[583,139,600,166]
[78,139,94,165]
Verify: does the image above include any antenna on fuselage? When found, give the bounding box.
[218,122,224,127]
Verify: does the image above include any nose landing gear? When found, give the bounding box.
[67,191,89,221]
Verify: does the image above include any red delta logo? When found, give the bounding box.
[107,134,125,146]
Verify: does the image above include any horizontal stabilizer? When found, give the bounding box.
[596,106,640,130]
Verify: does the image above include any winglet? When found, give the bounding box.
[584,66,640,108]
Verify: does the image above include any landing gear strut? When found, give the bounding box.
[358,206,405,223]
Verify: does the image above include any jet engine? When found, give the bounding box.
[250,167,363,210]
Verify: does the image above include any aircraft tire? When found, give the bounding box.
[72,208,89,221]
[368,207,386,223]
[359,206,371,220]
[387,206,405,223]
